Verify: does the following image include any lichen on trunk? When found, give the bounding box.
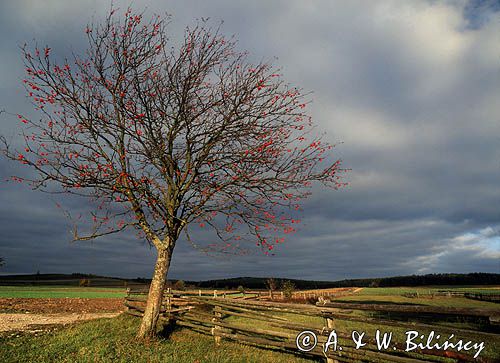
[136,247,172,339]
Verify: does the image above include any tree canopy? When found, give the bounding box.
[3,9,346,256]
[2,7,346,337]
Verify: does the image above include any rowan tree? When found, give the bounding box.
[1,8,346,338]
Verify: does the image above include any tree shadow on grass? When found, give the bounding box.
[158,320,322,362]
[157,319,179,339]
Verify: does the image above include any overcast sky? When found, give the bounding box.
[0,0,499,281]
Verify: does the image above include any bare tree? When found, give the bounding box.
[2,8,346,338]
[173,279,185,291]
[266,278,277,299]
[281,280,296,300]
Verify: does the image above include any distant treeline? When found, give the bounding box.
[0,272,498,289]
[0,273,108,281]
[189,273,500,290]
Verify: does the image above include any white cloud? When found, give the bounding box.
[407,226,500,274]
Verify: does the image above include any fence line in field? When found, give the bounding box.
[124,288,500,363]
[434,291,500,303]
[126,287,360,301]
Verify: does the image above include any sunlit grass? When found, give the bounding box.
[0,314,317,363]
[1,285,498,361]
[334,287,500,309]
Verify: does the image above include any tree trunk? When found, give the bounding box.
[137,247,172,339]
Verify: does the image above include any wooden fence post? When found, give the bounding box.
[325,316,338,363]
[125,288,131,313]
[213,304,222,346]
[166,287,172,320]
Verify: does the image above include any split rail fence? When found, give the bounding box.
[435,291,500,303]
[124,288,500,363]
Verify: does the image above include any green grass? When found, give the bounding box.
[0,314,316,363]
[334,287,500,309]
[222,286,500,361]
[0,286,125,299]
[355,286,500,296]
[1,285,499,362]
[227,307,500,361]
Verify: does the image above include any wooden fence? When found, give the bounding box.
[257,287,361,301]
[435,291,500,303]
[124,289,500,363]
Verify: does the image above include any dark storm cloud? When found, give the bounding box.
[0,1,498,280]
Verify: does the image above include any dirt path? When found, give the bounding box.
[0,312,121,333]
[0,298,124,314]
[0,297,125,334]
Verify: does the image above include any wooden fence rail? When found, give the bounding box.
[315,300,499,318]
[124,289,499,363]
[434,291,500,303]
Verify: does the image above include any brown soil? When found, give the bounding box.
[0,298,126,334]
[0,298,125,314]
[0,312,121,333]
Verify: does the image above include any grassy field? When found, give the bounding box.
[223,286,500,361]
[126,286,500,361]
[0,286,126,299]
[334,286,500,308]
[2,311,498,362]
[350,286,500,296]
[1,285,499,362]
[226,311,499,360]
[0,314,316,363]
